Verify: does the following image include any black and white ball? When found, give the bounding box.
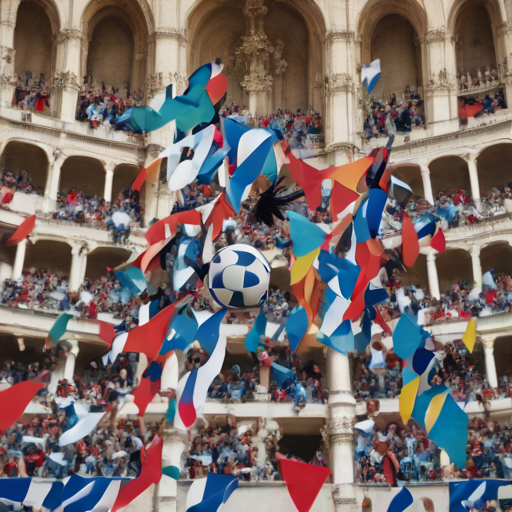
[208,245,270,309]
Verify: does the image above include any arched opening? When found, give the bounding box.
[0,334,48,366]
[112,164,141,201]
[436,248,473,291]
[87,17,134,89]
[13,0,55,83]
[429,156,471,198]
[453,2,498,78]
[59,157,105,197]
[480,242,512,276]
[187,0,325,113]
[493,335,512,384]
[0,141,48,194]
[85,247,130,282]
[399,253,429,289]
[83,2,150,94]
[392,164,424,198]
[24,240,72,276]
[476,144,512,195]
[0,229,18,281]
[369,14,422,100]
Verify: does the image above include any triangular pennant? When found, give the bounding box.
[279,459,331,512]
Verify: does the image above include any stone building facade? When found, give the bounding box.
[1,0,512,511]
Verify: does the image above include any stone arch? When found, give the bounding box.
[0,140,49,194]
[85,247,131,282]
[13,0,60,82]
[494,335,512,384]
[391,163,424,197]
[82,0,152,92]
[449,0,503,76]
[186,0,326,113]
[399,253,429,289]
[358,1,427,101]
[112,164,141,201]
[428,155,471,197]
[59,156,105,198]
[476,142,512,194]
[480,240,512,276]
[437,247,473,291]
[24,239,72,276]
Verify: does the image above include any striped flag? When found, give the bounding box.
[186,474,238,512]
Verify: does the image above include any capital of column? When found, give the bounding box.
[426,250,438,263]
[70,241,89,256]
[420,165,430,176]
[321,413,354,447]
[162,428,188,444]
[64,338,80,357]
[469,244,481,256]
[482,335,497,350]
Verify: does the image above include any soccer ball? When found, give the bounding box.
[208,244,270,309]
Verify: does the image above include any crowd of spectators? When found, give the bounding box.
[382,271,512,327]
[355,412,512,487]
[12,73,50,114]
[0,342,161,480]
[76,82,145,128]
[1,170,36,194]
[222,105,324,153]
[184,418,282,481]
[38,189,144,238]
[1,268,141,322]
[208,337,327,406]
[362,91,425,140]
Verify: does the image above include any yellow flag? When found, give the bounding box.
[462,317,477,353]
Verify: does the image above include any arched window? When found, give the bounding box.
[370,14,422,100]
[14,1,54,82]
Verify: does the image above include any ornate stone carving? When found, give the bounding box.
[241,72,273,92]
[331,485,357,505]
[325,73,355,94]
[326,30,354,41]
[321,413,354,446]
[425,29,447,43]
[243,0,268,19]
[273,39,287,75]
[53,71,79,89]
[145,72,163,98]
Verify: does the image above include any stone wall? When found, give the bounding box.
[14,1,53,80]
[455,4,497,76]
[370,14,422,100]
[0,141,48,192]
[87,17,135,90]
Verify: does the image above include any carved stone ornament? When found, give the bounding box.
[321,413,354,446]
[243,0,268,19]
[53,71,79,89]
[145,72,163,98]
[325,73,355,95]
[331,485,357,505]
[241,72,273,92]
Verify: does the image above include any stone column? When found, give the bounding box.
[146,25,187,148]
[69,243,88,291]
[325,31,356,166]
[0,21,17,108]
[11,239,28,279]
[104,164,115,203]
[426,250,441,299]
[422,30,459,135]
[53,30,83,122]
[63,339,79,381]
[469,244,483,289]
[419,162,434,204]
[482,336,498,389]
[466,154,481,209]
[325,348,356,512]
[159,428,188,512]
[44,152,65,212]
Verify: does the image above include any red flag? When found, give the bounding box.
[131,168,147,191]
[279,459,331,512]
[401,214,420,267]
[123,303,177,361]
[145,210,202,245]
[430,227,446,253]
[204,192,236,240]
[111,435,163,512]
[0,381,46,433]
[6,215,36,246]
[94,320,117,348]
[132,376,159,417]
